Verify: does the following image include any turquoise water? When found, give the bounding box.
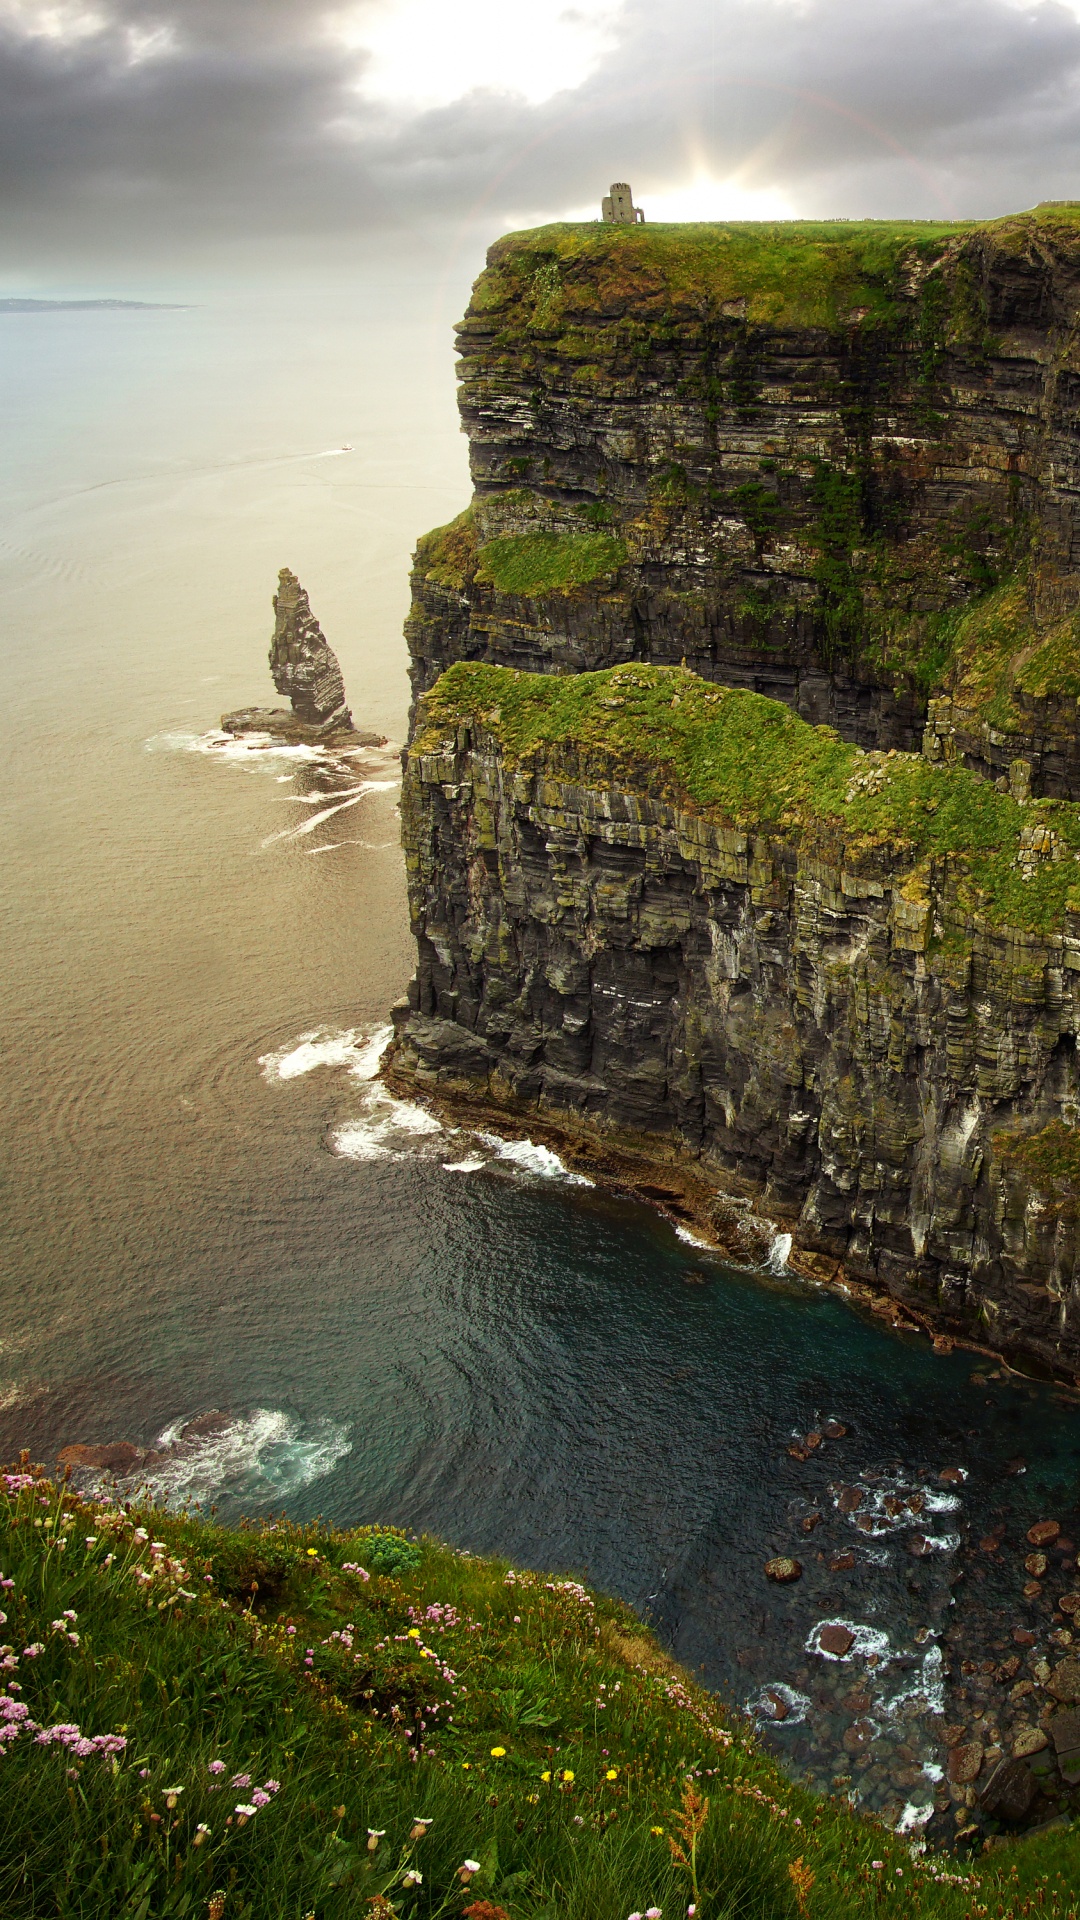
[2,296,1080,1835]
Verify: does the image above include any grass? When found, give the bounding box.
[467,206,1080,341]
[413,660,1080,937]
[7,1465,1080,1920]
[414,511,478,593]
[475,532,627,598]
[471,222,971,336]
[938,580,1080,730]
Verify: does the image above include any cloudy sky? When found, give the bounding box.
[4,0,1080,284]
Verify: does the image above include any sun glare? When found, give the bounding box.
[334,0,623,109]
[641,176,796,222]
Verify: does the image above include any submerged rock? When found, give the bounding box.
[764,1556,802,1583]
[978,1755,1037,1822]
[222,568,386,746]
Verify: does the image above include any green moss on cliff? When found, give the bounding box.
[994,1119,1080,1208]
[942,578,1080,727]
[475,529,627,596]
[416,660,1080,934]
[474,221,970,335]
[414,507,477,590]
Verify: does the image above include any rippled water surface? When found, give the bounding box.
[4,295,1080,1837]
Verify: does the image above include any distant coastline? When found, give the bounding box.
[0,297,189,312]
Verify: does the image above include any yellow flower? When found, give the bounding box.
[561,1770,574,1783]
[461,1763,471,1770]
[490,1746,507,1758]
[306,1548,318,1558]
[651,1825,665,1836]
[540,1771,551,1782]
[606,1768,619,1780]
[407,1628,421,1639]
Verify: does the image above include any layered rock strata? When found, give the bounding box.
[224,568,384,745]
[408,208,1080,758]
[393,661,1080,1376]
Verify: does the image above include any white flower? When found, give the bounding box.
[463,1860,480,1873]
[402,1870,422,1888]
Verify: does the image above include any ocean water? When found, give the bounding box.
[3,289,1080,1834]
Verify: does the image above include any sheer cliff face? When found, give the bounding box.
[407,210,1080,775]
[395,211,1080,1370]
[396,663,1080,1373]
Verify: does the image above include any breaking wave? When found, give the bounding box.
[73,1409,352,1510]
[477,1134,594,1186]
[259,1025,392,1084]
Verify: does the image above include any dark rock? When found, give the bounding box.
[842,1718,874,1755]
[829,1552,856,1572]
[836,1487,864,1514]
[1028,1520,1062,1548]
[818,1624,856,1657]
[801,1512,824,1534]
[57,1441,145,1474]
[978,1757,1038,1822]
[939,1468,966,1486]
[1026,1553,1050,1577]
[269,567,351,729]
[1013,1629,1037,1647]
[764,1556,802,1583]
[1048,1657,1080,1702]
[761,1688,790,1720]
[1050,1705,1080,1754]
[948,1740,985,1785]
[822,1421,847,1439]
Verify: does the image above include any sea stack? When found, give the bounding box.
[223,569,385,745]
[268,567,352,730]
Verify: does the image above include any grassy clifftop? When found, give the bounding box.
[467,206,1080,337]
[415,661,1080,937]
[3,1463,1078,1920]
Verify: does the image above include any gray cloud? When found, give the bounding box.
[4,0,1080,279]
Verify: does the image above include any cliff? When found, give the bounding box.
[393,661,1080,1376]
[392,209,1080,1374]
[407,207,1080,783]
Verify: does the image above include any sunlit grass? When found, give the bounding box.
[1,1464,1079,1917]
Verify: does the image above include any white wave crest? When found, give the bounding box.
[747,1682,811,1726]
[443,1156,488,1173]
[882,1644,946,1720]
[675,1223,711,1250]
[765,1232,793,1274]
[148,728,329,764]
[78,1409,352,1508]
[477,1133,594,1186]
[329,1089,443,1162]
[259,1025,392,1084]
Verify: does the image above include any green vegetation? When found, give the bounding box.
[475,221,972,335]
[475,531,627,598]
[941,580,1080,731]
[994,1119,1080,1207]
[415,661,1080,936]
[415,511,478,592]
[472,207,1080,341]
[7,1465,1080,1920]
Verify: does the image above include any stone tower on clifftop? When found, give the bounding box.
[601,182,644,224]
